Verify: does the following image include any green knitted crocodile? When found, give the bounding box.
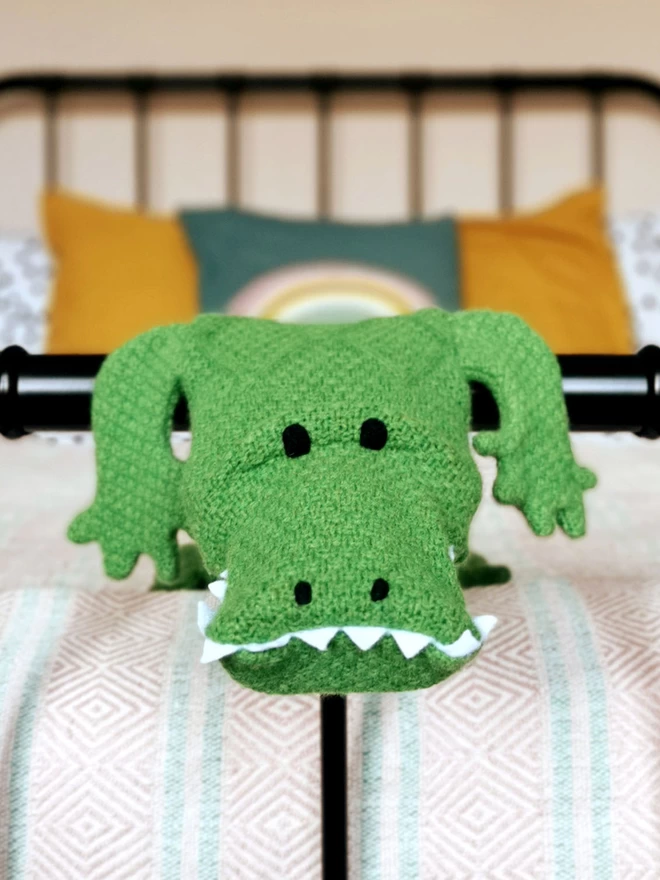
[69,309,595,695]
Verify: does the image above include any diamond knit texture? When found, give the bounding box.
[69,309,596,694]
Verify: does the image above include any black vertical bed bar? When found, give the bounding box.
[43,88,58,188]
[225,81,242,208]
[320,694,348,879]
[316,83,332,219]
[134,86,149,209]
[5,70,660,880]
[590,88,605,184]
[407,84,424,219]
[497,86,514,214]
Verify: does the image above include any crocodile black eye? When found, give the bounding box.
[294,581,312,605]
[283,424,311,458]
[360,418,388,451]
[371,578,389,601]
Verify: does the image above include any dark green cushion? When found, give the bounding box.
[179,208,459,315]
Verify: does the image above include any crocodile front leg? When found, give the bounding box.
[449,310,596,538]
[68,324,189,580]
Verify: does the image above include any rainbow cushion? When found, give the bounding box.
[226,260,438,323]
[179,208,458,322]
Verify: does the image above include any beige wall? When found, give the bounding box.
[2,0,659,74]
[2,0,660,230]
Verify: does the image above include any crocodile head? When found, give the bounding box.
[189,409,494,694]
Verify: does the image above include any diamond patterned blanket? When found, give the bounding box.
[0,434,658,879]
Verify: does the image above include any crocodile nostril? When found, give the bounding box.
[294,581,312,605]
[370,578,389,601]
[360,418,388,450]
[283,423,311,458]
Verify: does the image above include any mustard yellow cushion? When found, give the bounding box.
[458,188,633,354]
[43,191,198,354]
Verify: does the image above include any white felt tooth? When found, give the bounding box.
[219,570,228,580]
[201,638,238,663]
[448,545,456,562]
[437,629,481,659]
[342,626,387,651]
[295,627,339,651]
[197,601,215,635]
[473,614,497,640]
[208,579,228,602]
[390,630,432,659]
[242,633,292,653]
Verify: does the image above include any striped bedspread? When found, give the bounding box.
[0,434,659,879]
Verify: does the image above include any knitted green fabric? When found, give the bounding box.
[69,309,596,695]
[151,544,213,591]
[457,553,511,589]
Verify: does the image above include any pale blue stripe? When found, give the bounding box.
[398,692,420,880]
[197,663,226,879]
[0,591,36,707]
[558,581,612,880]
[361,694,382,880]
[162,595,200,880]
[0,591,41,879]
[526,581,575,880]
[7,589,72,879]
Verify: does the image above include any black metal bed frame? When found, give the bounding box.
[3,69,660,215]
[3,70,660,879]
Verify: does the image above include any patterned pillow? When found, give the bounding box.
[179,208,459,320]
[0,235,51,353]
[609,213,660,349]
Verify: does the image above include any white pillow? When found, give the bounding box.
[609,213,660,350]
[0,234,51,353]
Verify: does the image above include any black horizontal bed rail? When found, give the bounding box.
[4,69,660,98]
[2,346,660,439]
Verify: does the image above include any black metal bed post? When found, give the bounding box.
[320,695,348,879]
